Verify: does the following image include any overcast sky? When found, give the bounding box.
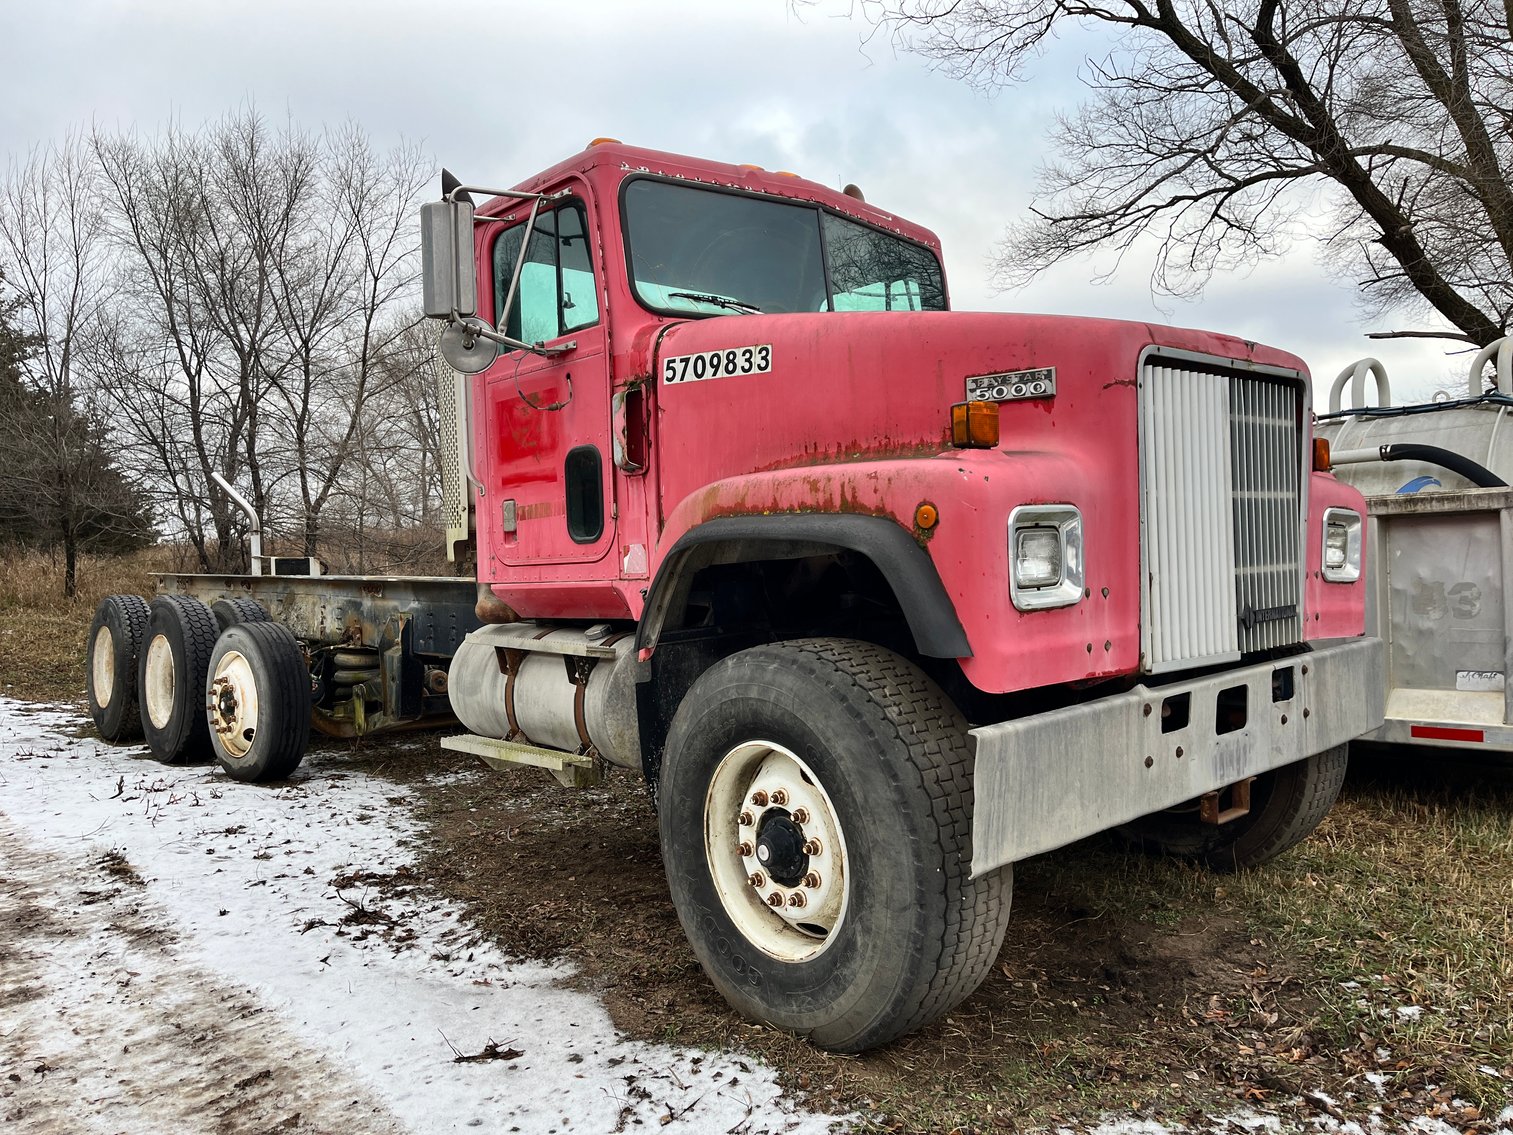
[0,0,1473,406]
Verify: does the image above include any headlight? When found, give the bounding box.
[1322,508,1362,582]
[1009,505,1084,610]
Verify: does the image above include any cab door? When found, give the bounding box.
[481,194,615,572]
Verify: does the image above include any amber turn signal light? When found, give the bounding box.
[951,400,1000,448]
[915,502,939,530]
[1313,437,1332,471]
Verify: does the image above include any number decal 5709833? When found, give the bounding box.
[663,345,772,384]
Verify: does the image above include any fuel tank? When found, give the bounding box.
[447,623,641,770]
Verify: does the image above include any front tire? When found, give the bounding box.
[658,638,1011,1053]
[138,595,219,765]
[206,621,311,782]
[1120,744,1349,870]
[86,595,150,742]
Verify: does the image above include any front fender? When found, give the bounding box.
[650,453,1122,694]
[637,512,970,658]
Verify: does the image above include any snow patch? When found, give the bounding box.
[0,699,846,1134]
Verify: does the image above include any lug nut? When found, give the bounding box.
[748,871,766,888]
[738,810,754,827]
[803,871,822,889]
[766,891,785,908]
[786,891,807,909]
[750,790,769,807]
[802,838,823,856]
[770,788,789,806]
[738,841,754,857]
[792,806,810,824]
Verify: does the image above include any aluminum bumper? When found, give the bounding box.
[969,637,1385,875]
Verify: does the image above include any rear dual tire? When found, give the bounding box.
[89,592,307,781]
[206,621,310,782]
[86,595,151,742]
[139,595,221,764]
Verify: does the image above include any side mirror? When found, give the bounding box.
[420,198,477,319]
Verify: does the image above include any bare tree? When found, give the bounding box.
[265,124,431,557]
[0,110,436,576]
[860,0,1512,345]
[0,136,151,595]
[90,111,432,570]
[92,116,289,570]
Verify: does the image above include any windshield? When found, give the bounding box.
[622,179,947,317]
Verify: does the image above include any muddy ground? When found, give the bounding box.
[340,734,1512,1134]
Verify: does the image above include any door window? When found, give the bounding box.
[492,201,601,345]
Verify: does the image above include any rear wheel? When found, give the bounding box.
[206,621,311,782]
[658,638,1011,1053]
[211,596,271,633]
[86,595,150,742]
[138,595,219,765]
[1119,745,1349,870]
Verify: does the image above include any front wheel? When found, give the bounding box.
[1119,744,1349,871]
[658,639,1011,1053]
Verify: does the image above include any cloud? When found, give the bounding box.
[0,0,1458,408]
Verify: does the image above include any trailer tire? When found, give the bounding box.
[658,638,1011,1053]
[206,621,311,782]
[211,596,271,633]
[1119,744,1349,871]
[138,595,219,765]
[86,595,150,742]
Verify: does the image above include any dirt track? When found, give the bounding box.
[0,816,401,1134]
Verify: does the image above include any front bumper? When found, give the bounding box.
[969,636,1385,875]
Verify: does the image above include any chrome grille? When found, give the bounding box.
[1138,355,1305,673]
[1230,375,1303,652]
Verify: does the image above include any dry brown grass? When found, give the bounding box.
[0,546,172,704]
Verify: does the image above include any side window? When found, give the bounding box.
[491,202,600,344]
[556,205,599,333]
[564,446,604,543]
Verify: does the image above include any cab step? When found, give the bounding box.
[441,733,601,788]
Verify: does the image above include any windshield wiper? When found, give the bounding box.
[666,291,763,314]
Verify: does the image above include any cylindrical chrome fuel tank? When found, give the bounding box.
[446,623,642,770]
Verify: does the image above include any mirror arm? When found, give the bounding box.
[445,185,568,206]
[491,195,544,338]
[455,316,575,358]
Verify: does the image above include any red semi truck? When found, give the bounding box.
[85,141,1384,1052]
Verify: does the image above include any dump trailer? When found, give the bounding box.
[85,141,1383,1053]
[1316,339,1513,752]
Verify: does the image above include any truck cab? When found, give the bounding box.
[421,140,1385,1052]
